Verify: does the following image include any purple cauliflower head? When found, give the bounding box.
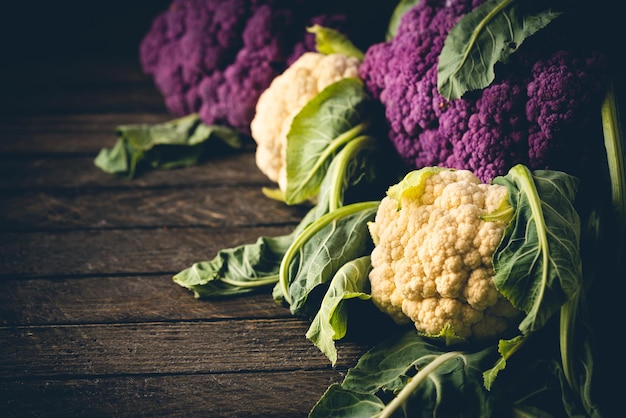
[359,0,611,182]
[140,0,393,136]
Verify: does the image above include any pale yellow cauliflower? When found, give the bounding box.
[250,52,361,192]
[368,167,521,340]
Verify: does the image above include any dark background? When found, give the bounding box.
[1,1,172,61]
[0,1,173,117]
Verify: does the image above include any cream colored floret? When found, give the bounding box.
[250,52,361,192]
[368,169,520,340]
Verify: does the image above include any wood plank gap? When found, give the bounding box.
[0,221,300,235]
[0,181,276,196]
[0,369,343,417]
[0,315,302,332]
[0,365,342,383]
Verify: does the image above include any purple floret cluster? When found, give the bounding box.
[140,0,355,135]
[359,0,610,182]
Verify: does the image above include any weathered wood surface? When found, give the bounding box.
[0,4,370,416]
[1,371,344,418]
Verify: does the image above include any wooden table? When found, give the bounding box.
[0,3,620,417]
[0,3,373,417]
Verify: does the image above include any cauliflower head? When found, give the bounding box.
[140,0,395,135]
[359,0,610,182]
[250,52,361,191]
[368,167,521,340]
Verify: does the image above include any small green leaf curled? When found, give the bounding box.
[306,256,372,365]
[307,24,364,60]
[385,0,421,40]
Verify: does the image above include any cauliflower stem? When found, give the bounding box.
[601,81,626,263]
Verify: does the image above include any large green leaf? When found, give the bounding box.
[285,78,372,205]
[437,0,561,100]
[310,330,496,418]
[492,165,583,334]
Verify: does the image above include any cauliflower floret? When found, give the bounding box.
[368,167,522,340]
[368,197,413,325]
[250,52,361,191]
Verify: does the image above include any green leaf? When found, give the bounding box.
[306,256,372,365]
[492,165,583,334]
[482,334,526,389]
[309,384,385,418]
[309,383,385,418]
[285,78,372,205]
[437,0,561,100]
[310,330,497,418]
[260,187,285,203]
[173,205,320,298]
[279,201,379,317]
[386,166,446,209]
[173,235,291,298]
[94,113,245,179]
[386,0,421,40]
[307,24,364,60]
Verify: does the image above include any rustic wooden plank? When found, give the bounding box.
[0,185,308,232]
[0,276,289,326]
[0,320,366,378]
[0,113,175,154]
[4,83,168,116]
[0,152,269,190]
[0,370,341,418]
[0,226,295,279]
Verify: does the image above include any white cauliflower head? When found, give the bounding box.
[250,52,361,192]
[368,167,521,340]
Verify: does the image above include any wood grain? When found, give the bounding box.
[0,277,289,326]
[0,185,308,232]
[0,114,174,154]
[0,226,296,279]
[0,152,268,190]
[0,370,343,418]
[0,319,368,378]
